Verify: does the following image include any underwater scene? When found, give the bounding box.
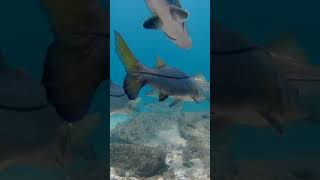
[110,0,210,179]
[0,0,107,179]
[213,0,320,179]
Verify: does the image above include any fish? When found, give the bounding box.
[114,31,200,107]
[146,73,210,103]
[110,81,140,115]
[212,23,320,134]
[39,0,108,122]
[143,0,192,49]
[0,51,99,175]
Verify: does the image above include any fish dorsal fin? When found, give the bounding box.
[169,5,189,23]
[143,15,161,30]
[159,91,169,101]
[156,56,167,69]
[267,33,309,65]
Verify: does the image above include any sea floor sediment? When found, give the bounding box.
[110,103,210,179]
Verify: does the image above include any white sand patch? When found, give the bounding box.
[150,126,187,147]
[110,115,129,130]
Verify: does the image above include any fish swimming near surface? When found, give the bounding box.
[39,0,108,122]
[110,81,140,115]
[115,31,200,107]
[212,23,320,134]
[0,51,99,175]
[143,0,192,49]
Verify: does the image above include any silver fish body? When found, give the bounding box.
[144,0,192,49]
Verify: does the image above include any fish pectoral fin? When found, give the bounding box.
[143,15,161,30]
[169,98,182,107]
[257,110,284,135]
[192,96,200,104]
[159,91,169,101]
[169,5,189,23]
[156,56,167,69]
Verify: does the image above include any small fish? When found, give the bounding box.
[0,51,99,175]
[110,81,140,115]
[114,31,200,107]
[143,0,192,49]
[212,23,320,134]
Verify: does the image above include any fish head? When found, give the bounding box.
[187,78,202,100]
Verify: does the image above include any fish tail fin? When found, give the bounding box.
[124,75,145,100]
[114,31,143,75]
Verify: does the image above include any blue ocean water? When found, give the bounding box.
[214,0,320,159]
[110,0,210,113]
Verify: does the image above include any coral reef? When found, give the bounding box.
[110,102,210,179]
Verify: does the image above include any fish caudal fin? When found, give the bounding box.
[124,75,145,100]
[115,31,145,100]
[114,31,142,75]
[169,5,189,23]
